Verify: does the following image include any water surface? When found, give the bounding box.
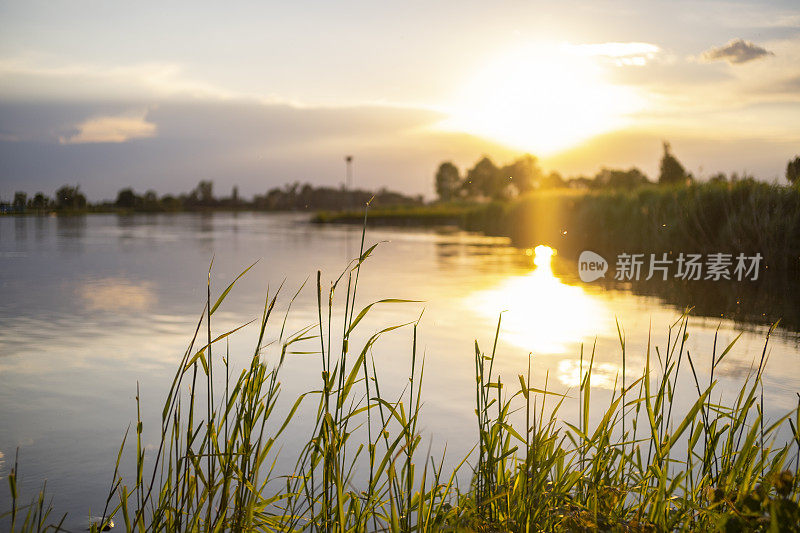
[1,213,798,529]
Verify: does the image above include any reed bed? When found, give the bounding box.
[464,181,800,276]
[4,214,800,532]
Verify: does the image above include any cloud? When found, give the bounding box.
[0,57,253,102]
[59,110,157,144]
[702,39,774,64]
[570,42,661,66]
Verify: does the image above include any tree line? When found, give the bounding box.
[0,185,89,213]
[4,146,799,213]
[0,181,423,214]
[435,143,800,201]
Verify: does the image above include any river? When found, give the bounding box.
[1,212,798,529]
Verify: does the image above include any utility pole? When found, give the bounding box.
[345,155,353,210]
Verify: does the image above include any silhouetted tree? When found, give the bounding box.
[29,192,50,210]
[709,172,728,183]
[540,171,566,189]
[464,156,501,199]
[116,188,137,208]
[567,176,593,189]
[55,185,87,209]
[13,192,27,211]
[161,195,181,210]
[197,181,214,204]
[659,142,688,185]
[595,167,650,189]
[252,182,421,211]
[787,156,800,185]
[499,154,543,193]
[202,182,213,201]
[435,161,461,201]
[142,190,159,210]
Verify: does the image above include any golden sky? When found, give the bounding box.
[1,0,799,198]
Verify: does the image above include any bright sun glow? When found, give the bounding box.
[441,43,644,154]
[467,245,612,356]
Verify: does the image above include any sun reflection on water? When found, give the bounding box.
[468,245,613,357]
[557,359,622,389]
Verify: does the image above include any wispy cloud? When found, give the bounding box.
[570,42,661,66]
[0,57,249,102]
[60,110,157,144]
[702,39,774,64]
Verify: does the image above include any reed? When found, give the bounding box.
[465,181,800,276]
[317,181,800,275]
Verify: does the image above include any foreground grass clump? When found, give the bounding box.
[4,223,800,532]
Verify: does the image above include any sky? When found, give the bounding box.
[1,0,799,200]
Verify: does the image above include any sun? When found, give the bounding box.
[440,43,643,154]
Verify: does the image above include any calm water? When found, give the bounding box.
[1,212,799,529]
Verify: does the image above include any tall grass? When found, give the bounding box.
[4,213,800,531]
[464,181,800,276]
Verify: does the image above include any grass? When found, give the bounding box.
[316,182,800,276]
[3,209,800,532]
[465,181,800,276]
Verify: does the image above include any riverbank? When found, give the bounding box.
[316,181,800,274]
[313,200,475,223]
[0,206,297,216]
[313,202,482,226]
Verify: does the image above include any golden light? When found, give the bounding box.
[467,245,612,355]
[556,359,623,389]
[440,43,644,154]
[532,244,553,267]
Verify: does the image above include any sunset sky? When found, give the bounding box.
[1,0,799,199]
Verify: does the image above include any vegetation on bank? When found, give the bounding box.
[319,146,800,267]
[434,145,800,203]
[0,181,422,216]
[317,180,800,274]
[4,219,800,532]
[467,180,800,269]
